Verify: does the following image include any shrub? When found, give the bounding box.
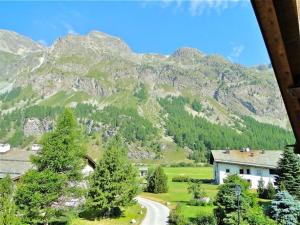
[191,99,202,112]
[189,199,212,206]
[169,204,188,225]
[265,181,276,199]
[172,176,190,182]
[214,174,257,225]
[147,166,168,193]
[193,214,216,225]
[172,176,212,184]
[188,182,207,200]
[169,162,196,167]
[257,178,265,198]
[245,207,276,225]
[257,179,276,199]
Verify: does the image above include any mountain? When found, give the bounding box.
[0,29,293,162]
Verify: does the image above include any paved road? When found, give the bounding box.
[136,197,170,225]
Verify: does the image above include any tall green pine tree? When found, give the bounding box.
[15,170,67,225]
[275,148,300,199]
[87,139,138,217]
[32,108,86,181]
[0,175,20,225]
[147,166,168,193]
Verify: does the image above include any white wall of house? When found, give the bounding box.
[31,144,41,152]
[214,162,277,189]
[0,144,10,153]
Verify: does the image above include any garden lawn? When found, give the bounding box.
[141,167,218,219]
[71,204,146,225]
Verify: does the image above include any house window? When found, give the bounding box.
[257,170,262,176]
[226,169,230,173]
[239,169,244,174]
[269,169,277,175]
[246,169,251,175]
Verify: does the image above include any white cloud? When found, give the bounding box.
[142,0,247,16]
[37,39,48,46]
[61,21,77,35]
[228,44,245,61]
[190,0,228,16]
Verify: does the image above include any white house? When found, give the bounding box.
[211,149,283,189]
[31,144,41,152]
[138,165,148,177]
[0,144,11,153]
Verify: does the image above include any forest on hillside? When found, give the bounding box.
[0,94,294,162]
[159,96,294,161]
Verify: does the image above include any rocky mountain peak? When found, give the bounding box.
[50,30,132,58]
[0,29,45,55]
[170,47,205,64]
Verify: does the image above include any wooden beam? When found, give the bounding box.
[252,0,300,153]
[287,86,300,98]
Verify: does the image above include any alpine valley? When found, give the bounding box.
[0,29,294,162]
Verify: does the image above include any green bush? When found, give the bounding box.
[193,214,216,225]
[134,83,148,102]
[172,176,190,182]
[169,162,197,167]
[172,176,212,184]
[189,199,212,206]
[168,204,189,225]
[191,99,202,112]
[147,166,168,193]
[257,179,276,199]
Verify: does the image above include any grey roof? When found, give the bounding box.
[0,150,36,180]
[211,150,283,169]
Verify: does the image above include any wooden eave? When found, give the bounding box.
[252,0,300,153]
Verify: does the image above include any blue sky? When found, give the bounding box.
[0,1,270,66]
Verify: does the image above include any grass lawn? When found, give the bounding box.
[141,167,218,219]
[70,204,146,225]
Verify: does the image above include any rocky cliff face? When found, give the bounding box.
[0,29,289,130]
[0,29,45,55]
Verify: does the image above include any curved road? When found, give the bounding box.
[136,197,170,225]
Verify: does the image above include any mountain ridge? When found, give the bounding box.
[0,29,292,160]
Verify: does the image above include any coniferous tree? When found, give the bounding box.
[265,181,276,199]
[275,148,300,199]
[15,170,67,225]
[32,108,86,181]
[268,191,300,225]
[147,166,168,193]
[257,178,265,198]
[0,175,20,225]
[86,139,138,217]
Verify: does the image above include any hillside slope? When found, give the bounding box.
[0,29,294,162]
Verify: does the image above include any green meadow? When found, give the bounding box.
[141,166,218,219]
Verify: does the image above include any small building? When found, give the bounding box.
[31,144,41,152]
[0,149,37,180]
[0,143,11,153]
[211,149,283,189]
[137,165,148,177]
[0,149,96,181]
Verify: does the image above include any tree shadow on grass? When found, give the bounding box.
[79,207,124,221]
